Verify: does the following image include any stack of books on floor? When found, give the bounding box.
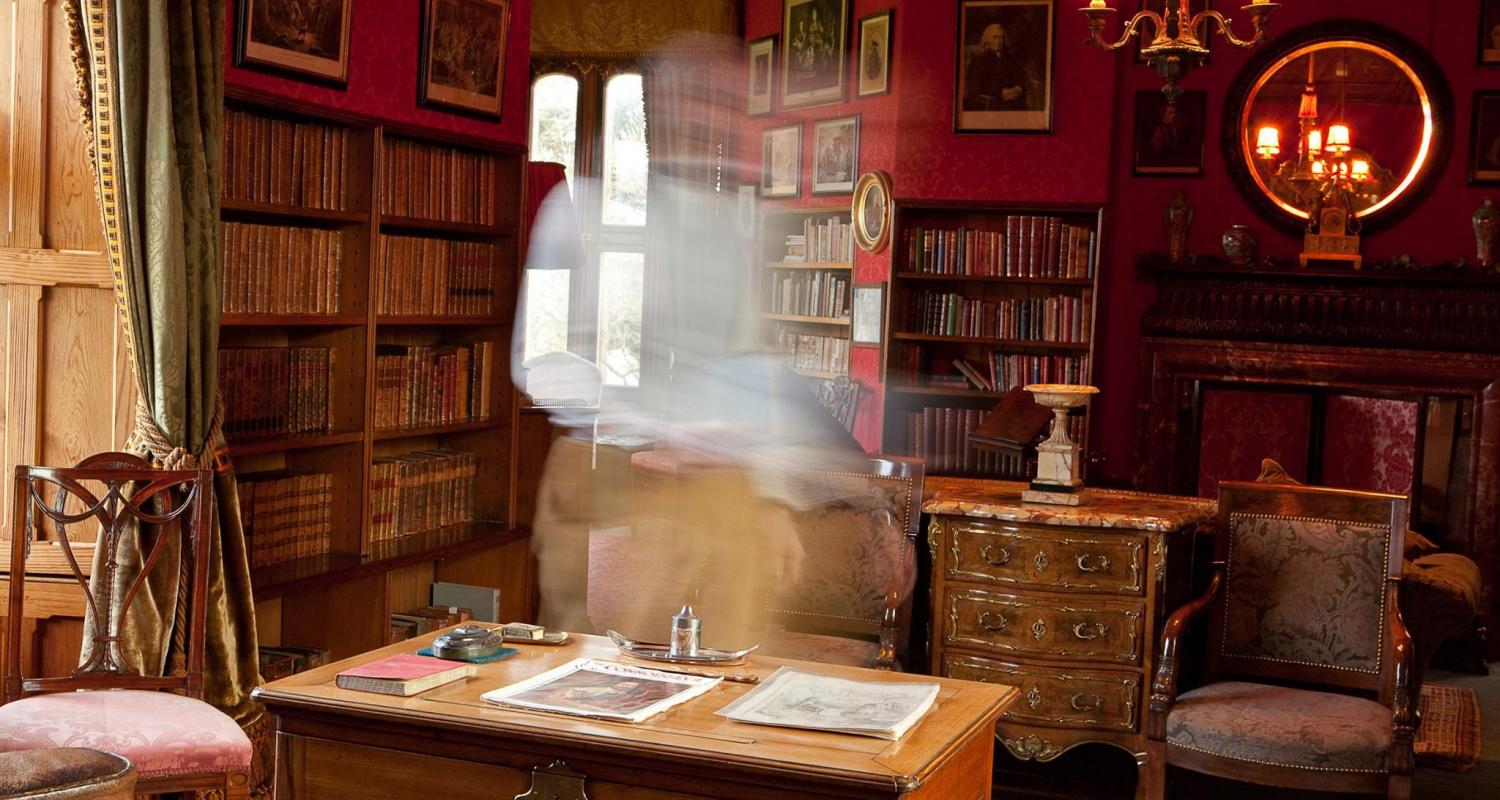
[221,222,343,314]
[373,342,494,430]
[908,290,1092,342]
[219,347,332,438]
[389,604,473,644]
[258,644,332,681]
[903,217,1095,278]
[223,109,348,210]
[239,470,334,567]
[369,449,478,542]
[380,137,496,225]
[379,235,498,316]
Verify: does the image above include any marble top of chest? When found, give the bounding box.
[922,477,1216,533]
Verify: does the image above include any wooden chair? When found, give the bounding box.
[760,457,925,670]
[1144,481,1415,799]
[0,453,251,799]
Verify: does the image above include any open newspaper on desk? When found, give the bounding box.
[715,667,940,740]
[480,658,720,723]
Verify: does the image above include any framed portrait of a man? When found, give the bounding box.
[235,0,353,84]
[748,36,777,116]
[762,124,803,198]
[1132,90,1206,176]
[857,11,893,98]
[1481,0,1500,65]
[419,0,511,118]
[781,0,851,110]
[813,116,859,195]
[954,0,1054,133]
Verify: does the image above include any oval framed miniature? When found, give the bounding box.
[852,170,893,253]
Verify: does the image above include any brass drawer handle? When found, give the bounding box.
[980,544,1012,566]
[1069,692,1104,713]
[979,611,1011,631]
[1075,553,1111,573]
[1072,622,1108,641]
[1031,619,1047,639]
[1034,551,1049,571]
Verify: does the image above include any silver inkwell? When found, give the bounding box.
[431,624,506,661]
[669,604,702,657]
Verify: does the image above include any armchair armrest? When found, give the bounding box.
[1387,580,1416,776]
[1147,568,1222,741]
[874,540,917,671]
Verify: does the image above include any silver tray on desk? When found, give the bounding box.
[606,630,758,666]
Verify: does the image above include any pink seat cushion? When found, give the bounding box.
[0,691,251,779]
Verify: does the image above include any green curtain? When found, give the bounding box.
[70,0,265,782]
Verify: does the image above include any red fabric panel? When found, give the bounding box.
[526,161,567,232]
[1197,388,1312,498]
[1320,395,1419,498]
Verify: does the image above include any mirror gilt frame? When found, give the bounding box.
[1222,21,1452,236]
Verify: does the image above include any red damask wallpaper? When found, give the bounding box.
[224,0,532,147]
[1196,388,1312,498]
[1320,395,1419,498]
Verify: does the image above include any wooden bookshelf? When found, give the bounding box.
[221,87,530,660]
[760,207,855,380]
[880,201,1103,480]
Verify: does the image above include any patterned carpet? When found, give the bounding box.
[1415,684,1481,772]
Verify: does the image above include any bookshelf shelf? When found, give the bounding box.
[765,261,853,270]
[792,368,849,380]
[893,272,1093,287]
[882,201,1103,480]
[227,431,365,457]
[890,332,1091,351]
[762,312,851,326]
[379,215,514,238]
[376,314,510,327]
[372,419,504,441]
[220,198,367,225]
[222,86,528,661]
[221,314,366,328]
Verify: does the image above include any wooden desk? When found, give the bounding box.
[256,632,1016,800]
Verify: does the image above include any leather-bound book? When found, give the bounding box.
[968,386,1052,455]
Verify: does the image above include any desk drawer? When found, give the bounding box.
[944,589,1144,664]
[946,522,1145,596]
[943,654,1140,732]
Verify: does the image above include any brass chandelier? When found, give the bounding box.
[1079,1,1281,104]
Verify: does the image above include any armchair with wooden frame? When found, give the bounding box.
[1144,481,1415,799]
[0,453,252,798]
[761,457,925,671]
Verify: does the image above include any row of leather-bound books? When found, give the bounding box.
[380,136,498,226]
[238,470,334,568]
[904,407,1024,476]
[907,289,1092,343]
[219,347,331,439]
[903,217,1096,279]
[224,108,349,210]
[893,344,1090,394]
[378,235,499,316]
[369,450,478,543]
[768,269,850,319]
[775,326,849,375]
[221,221,344,315]
[373,342,494,431]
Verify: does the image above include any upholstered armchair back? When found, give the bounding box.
[1209,482,1406,697]
[768,459,923,648]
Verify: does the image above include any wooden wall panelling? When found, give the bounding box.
[280,574,387,660]
[0,0,46,249]
[255,597,284,648]
[3,284,42,533]
[386,562,437,619]
[434,539,534,625]
[40,286,132,470]
[43,0,102,253]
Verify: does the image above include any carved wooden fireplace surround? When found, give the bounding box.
[1135,256,1500,655]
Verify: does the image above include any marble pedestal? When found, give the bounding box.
[1022,441,1086,505]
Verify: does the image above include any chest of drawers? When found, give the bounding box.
[923,478,1213,800]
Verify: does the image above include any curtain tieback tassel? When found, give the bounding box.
[126,398,229,472]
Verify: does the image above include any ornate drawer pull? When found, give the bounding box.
[979,611,1010,631]
[1072,622,1108,641]
[1034,551,1049,572]
[1069,692,1104,713]
[1075,553,1111,573]
[1026,685,1042,710]
[980,544,1012,566]
[1031,619,1047,639]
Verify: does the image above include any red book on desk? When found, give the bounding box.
[335,654,473,696]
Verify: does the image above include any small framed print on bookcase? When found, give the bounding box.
[218,86,528,662]
[880,201,1101,479]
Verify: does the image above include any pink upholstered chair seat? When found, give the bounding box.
[0,690,251,779]
[1166,681,1393,772]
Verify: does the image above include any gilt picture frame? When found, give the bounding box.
[418,0,511,119]
[857,10,894,98]
[235,0,353,85]
[762,124,803,199]
[781,0,851,110]
[852,171,892,253]
[748,36,778,116]
[812,115,860,195]
[954,0,1054,134]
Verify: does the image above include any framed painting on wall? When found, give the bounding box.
[781,0,851,110]
[1481,0,1500,65]
[812,115,860,195]
[747,36,778,116]
[954,0,1054,133]
[235,0,353,84]
[1132,90,1206,176]
[1470,92,1500,184]
[762,124,803,198]
[852,171,893,253]
[857,10,893,98]
[851,284,885,347]
[419,0,511,118]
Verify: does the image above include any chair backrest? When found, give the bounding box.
[4,453,212,703]
[1208,481,1405,698]
[768,458,924,654]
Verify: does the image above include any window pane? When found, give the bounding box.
[603,74,647,226]
[597,251,644,386]
[529,74,579,193]
[523,269,571,364]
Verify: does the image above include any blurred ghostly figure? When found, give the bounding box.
[517,34,866,650]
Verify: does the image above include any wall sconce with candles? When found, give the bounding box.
[1079,1,1280,105]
